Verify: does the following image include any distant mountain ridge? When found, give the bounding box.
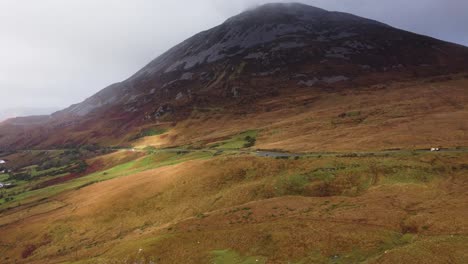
[0,107,58,123]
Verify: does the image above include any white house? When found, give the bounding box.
[0,160,5,164]
[0,183,4,188]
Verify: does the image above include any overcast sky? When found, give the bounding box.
[1,0,467,119]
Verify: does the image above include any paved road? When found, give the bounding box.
[130,147,468,158]
[254,151,302,158]
[254,148,468,158]
[6,147,468,160]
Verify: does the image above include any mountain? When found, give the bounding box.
[1,2,468,150]
[60,3,467,117]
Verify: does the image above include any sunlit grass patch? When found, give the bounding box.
[0,151,213,210]
[212,249,266,264]
[0,173,9,182]
[274,174,311,195]
[130,128,168,141]
[213,130,258,149]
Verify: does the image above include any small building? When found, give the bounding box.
[0,160,5,164]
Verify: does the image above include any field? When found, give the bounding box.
[0,74,467,263]
[0,148,467,263]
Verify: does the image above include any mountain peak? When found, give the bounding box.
[226,2,327,24]
[249,2,326,13]
[135,2,387,79]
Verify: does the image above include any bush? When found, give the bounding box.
[71,161,88,174]
[275,174,310,195]
[80,144,100,152]
[243,136,257,148]
[338,153,359,158]
[9,171,32,181]
[144,146,158,154]
[213,150,224,156]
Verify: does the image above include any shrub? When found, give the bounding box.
[71,161,88,174]
[339,153,359,158]
[243,136,256,148]
[275,174,310,195]
[144,146,158,154]
[8,171,32,181]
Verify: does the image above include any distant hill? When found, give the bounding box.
[0,107,58,122]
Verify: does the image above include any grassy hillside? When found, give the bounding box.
[0,148,467,263]
[136,74,468,152]
[0,74,467,263]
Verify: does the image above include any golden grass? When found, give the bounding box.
[138,75,468,152]
[0,152,467,263]
[0,200,66,227]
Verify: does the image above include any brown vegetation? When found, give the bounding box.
[0,151,466,263]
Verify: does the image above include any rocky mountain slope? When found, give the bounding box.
[1,2,467,150]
